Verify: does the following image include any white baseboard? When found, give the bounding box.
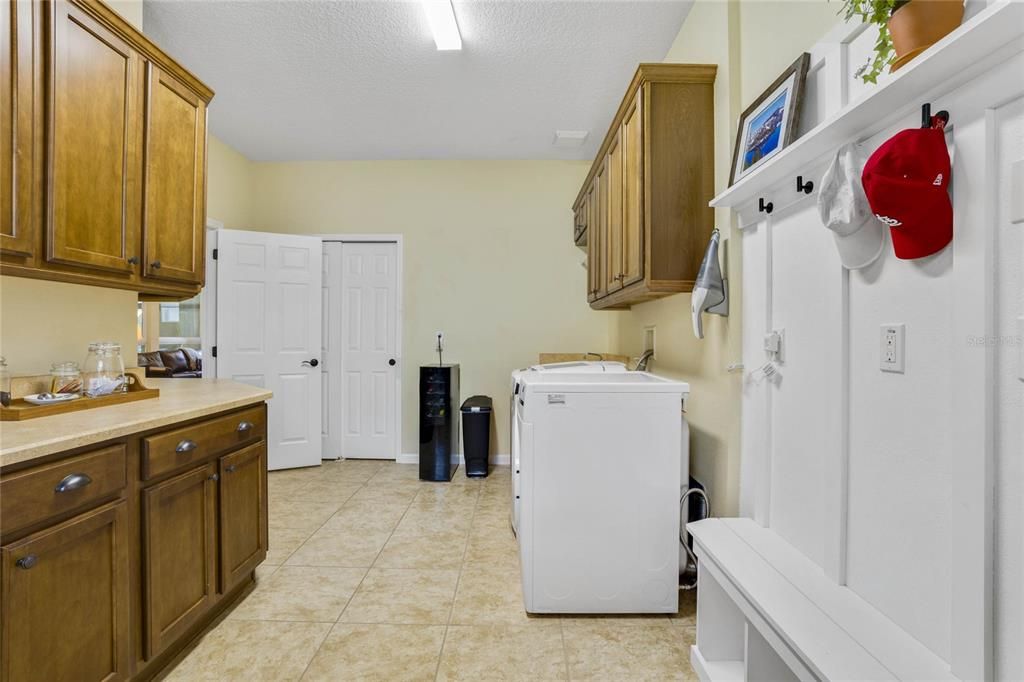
[398,453,510,466]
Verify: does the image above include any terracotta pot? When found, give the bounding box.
[888,0,964,72]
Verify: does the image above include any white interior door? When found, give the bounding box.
[329,241,399,459]
[216,229,323,470]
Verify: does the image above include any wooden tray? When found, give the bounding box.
[0,375,159,421]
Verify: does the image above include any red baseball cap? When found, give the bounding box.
[861,127,952,260]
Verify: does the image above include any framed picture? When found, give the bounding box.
[729,53,811,185]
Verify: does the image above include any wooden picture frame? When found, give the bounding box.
[729,53,811,186]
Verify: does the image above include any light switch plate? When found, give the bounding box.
[880,323,905,373]
[1018,317,1024,382]
[1011,160,1024,225]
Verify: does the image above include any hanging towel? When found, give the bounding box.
[692,229,725,339]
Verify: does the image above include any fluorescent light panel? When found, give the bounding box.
[422,0,462,51]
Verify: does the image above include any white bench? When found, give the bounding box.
[687,518,958,682]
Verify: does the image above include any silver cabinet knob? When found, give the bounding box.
[176,439,198,453]
[225,464,237,474]
[55,473,92,493]
[16,555,38,570]
[151,260,162,269]
[208,473,219,482]
[236,421,253,433]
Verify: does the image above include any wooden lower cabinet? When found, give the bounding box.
[1,501,131,682]
[218,443,267,593]
[0,402,268,681]
[141,462,218,660]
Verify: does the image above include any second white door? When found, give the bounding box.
[323,241,400,460]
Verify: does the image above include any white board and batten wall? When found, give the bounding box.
[701,1,1024,679]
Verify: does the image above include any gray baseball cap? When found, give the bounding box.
[818,143,885,270]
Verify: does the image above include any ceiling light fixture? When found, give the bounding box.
[554,130,589,148]
[422,0,462,51]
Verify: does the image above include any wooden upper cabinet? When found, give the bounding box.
[46,0,142,274]
[142,462,217,660]
[1,500,131,682]
[143,64,207,285]
[620,88,644,288]
[218,443,268,593]
[573,64,716,310]
[0,0,213,298]
[1,0,35,258]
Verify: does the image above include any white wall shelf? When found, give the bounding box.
[710,0,1024,211]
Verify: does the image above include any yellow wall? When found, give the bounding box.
[0,277,139,376]
[207,135,254,229]
[610,0,838,516]
[245,160,610,457]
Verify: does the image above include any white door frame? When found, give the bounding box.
[200,219,222,378]
[317,234,404,461]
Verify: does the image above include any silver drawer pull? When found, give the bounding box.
[16,555,38,570]
[236,421,254,433]
[176,439,198,453]
[225,464,237,473]
[55,473,92,493]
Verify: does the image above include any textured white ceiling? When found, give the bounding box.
[143,0,693,161]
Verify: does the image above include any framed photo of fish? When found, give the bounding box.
[729,53,810,186]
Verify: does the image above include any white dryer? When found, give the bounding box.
[509,361,629,534]
[516,371,689,614]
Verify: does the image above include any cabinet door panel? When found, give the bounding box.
[142,462,217,660]
[1,0,34,257]
[605,133,623,292]
[47,0,141,274]
[143,64,206,284]
[1,500,131,682]
[621,89,644,287]
[586,179,600,302]
[219,442,267,592]
[595,161,609,299]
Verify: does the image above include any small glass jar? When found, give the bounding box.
[50,361,83,396]
[82,342,126,397]
[0,357,11,408]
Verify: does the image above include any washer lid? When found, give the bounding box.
[520,371,690,395]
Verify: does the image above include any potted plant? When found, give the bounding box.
[842,0,965,83]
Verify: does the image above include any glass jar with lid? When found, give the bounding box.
[50,362,83,396]
[0,357,10,407]
[82,342,127,397]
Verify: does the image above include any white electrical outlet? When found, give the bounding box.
[435,331,445,350]
[643,326,657,356]
[880,324,905,373]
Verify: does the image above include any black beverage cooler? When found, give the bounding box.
[419,364,460,481]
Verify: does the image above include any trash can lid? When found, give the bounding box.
[460,395,493,413]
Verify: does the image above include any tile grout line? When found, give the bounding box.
[292,464,386,681]
[434,478,481,680]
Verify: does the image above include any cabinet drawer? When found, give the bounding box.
[142,405,265,480]
[0,444,127,535]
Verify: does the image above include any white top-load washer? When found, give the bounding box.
[516,371,689,614]
[509,361,629,534]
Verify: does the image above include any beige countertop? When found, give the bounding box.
[0,378,272,469]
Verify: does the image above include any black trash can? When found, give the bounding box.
[460,395,492,478]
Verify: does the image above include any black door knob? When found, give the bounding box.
[389,359,396,366]
[302,359,319,368]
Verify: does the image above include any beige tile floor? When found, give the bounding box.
[165,460,698,681]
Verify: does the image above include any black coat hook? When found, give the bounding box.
[796,176,814,194]
[922,102,951,129]
[759,198,773,214]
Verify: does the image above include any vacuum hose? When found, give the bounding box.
[679,487,710,591]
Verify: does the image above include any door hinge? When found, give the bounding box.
[212,346,217,358]
[212,248,218,260]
